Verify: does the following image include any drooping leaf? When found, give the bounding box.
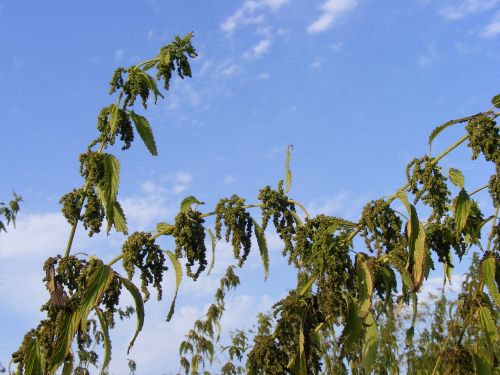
[285,145,293,194]
[113,200,128,234]
[48,310,81,373]
[142,72,164,103]
[206,340,215,365]
[473,353,492,375]
[95,307,112,373]
[96,153,120,234]
[362,312,378,374]
[492,93,500,108]
[356,253,373,318]
[412,220,427,290]
[166,250,183,321]
[448,167,465,189]
[129,111,158,156]
[118,274,145,353]
[252,218,269,281]
[206,228,216,276]
[454,189,473,234]
[24,337,45,375]
[428,120,457,154]
[405,294,418,347]
[482,256,500,307]
[342,301,362,353]
[180,195,204,212]
[477,306,498,343]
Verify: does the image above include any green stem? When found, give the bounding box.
[289,199,311,219]
[469,184,488,196]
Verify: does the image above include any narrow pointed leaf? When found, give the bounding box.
[129,111,158,156]
[95,307,112,373]
[96,153,120,234]
[342,301,362,353]
[79,263,114,318]
[48,310,81,373]
[142,72,164,103]
[362,312,378,374]
[448,168,465,189]
[478,306,498,343]
[454,189,472,234]
[285,145,293,194]
[165,250,183,321]
[108,104,119,136]
[482,256,500,307]
[252,218,269,281]
[356,253,373,318]
[180,196,204,212]
[118,274,145,353]
[206,228,216,276]
[24,337,45,375]
[428,120,457,154]
[112,200,128,234]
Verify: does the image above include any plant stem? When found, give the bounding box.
[469,184,488,196]
[486,205,499,253]
[289,199,311,219]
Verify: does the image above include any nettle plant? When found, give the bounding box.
[9,33,500,375]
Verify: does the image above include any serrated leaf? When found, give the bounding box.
[492,94,500,108]
[113,200,128,234]
[96,153,120,234]
[24,337,45,375]
[95,307,112,373]
[165,250,183,321]
[108,104,119,136]
[48,310,81,373]
[285,145,293,194]
[342,301,362,353]
[118,275,145,353]
[454,189,472,234]
[180,195,204,212]
[142,72,164,103]
[206,228,216,276]
[80,263,114,318]
[473,353,492,375]
[356,253,373,319]
[478,306,498,343]
[129,111,158,156]
[448,168,465,189]
[252,218,269,281]
[362,312,378,374]
[482,256,500,307]
[428,120,457,154]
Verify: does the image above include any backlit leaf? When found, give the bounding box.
[129,111,158,156]
[362,312,378,374]
[454,189,472,234]
[482,256,500,307]
[180,196,204,212]
[96,153,120,234]
[108,104,119,136]
[428,120,457,154]
[356,253,373,318]
[118,274,145,353]
[492,94,500,108]
[142,72,164,103]
[166,250,183,321]
[252,218,269,281]
[113,200,128,234]
[448,168,465,189]
[24,337,45,375]
[477,306,498,343]
[48,310,81,373]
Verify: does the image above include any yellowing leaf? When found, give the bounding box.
[285,145,293,194]
[166,250,183,321]
[454,189,472,234]
[129,111,158,156]
[482,256,500,307]
[478,306,498,343]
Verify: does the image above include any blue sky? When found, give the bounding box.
[0,0,499,373]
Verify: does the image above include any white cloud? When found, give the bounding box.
[114,48,124,62]
[480,12,500,37]
[307,0,358,34]
[417,45,438,69]
[221,0,290,34]
[172,171,193,194]
[330,41,343,51]
[244,39,272,58]
[307,192,349,217]
[221,64,238,76]
[309,57,325,69]
[223,175,237,184]
[439,0,500,20]
[257,72,271,80]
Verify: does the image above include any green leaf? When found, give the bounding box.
[108,104,119,136]
[206,340,215,365]
[142,72,164,103]
[299,275,317,296]
[356,253,373,318]
[377,265,397,302]
[492,94,500,109]
[96,153,120,234]
[252,218,269,281]
[362,312,378,374]
[454,189,472,234]
[412,220,427,291]
[477,306,498,343]
[113,200,128,234]
[79,263,114,318]
[428,120,457,154]
[285,145,293,194]
[118,274,145,353]
[180,195,204,212]
[48,310,81,373]
[24,337,45,375]
[342,300,362,353]
[61,357,74,375]
[165,250,183,321]
[448,168,465,189]
[129,111,158,156]
[473,353,492,375]
[482,256,500,307]
[95,307,112,374]
[206,228,216,276]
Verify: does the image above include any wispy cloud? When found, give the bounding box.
[439,0,500,20]
[307,0,358,34]
[480,12,500,37]
[221,0,290,35]
[244,39,272,58]
[417,45,438,68]
[172,171,193,194]
[114,48,124,62]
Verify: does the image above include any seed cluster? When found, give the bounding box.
[122,231,167,301]
[466,114,499,163]
[214,195,253,266]
[123,69,150,109]
[173,210,207,280]
[96,105,134,150]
